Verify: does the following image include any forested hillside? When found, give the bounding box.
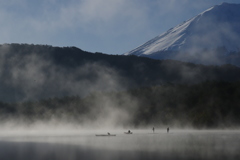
[0,44,240,128]
[1,44,240,102]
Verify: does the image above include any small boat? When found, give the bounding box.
[96,132,116,136]
[124,130,133,134]
[95,134,116,136]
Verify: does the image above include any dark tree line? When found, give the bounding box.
[0,81,240,128]
[1,44,240,102]
[0,44,240,128]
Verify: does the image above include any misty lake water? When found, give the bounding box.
[0,129,239,160]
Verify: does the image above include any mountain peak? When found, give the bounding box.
[125,3,240,66]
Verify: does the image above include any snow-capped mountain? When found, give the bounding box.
[125,3,240,65]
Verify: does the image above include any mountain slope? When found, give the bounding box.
[125,3,240,65]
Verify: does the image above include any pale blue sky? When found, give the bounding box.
[0,0,239,54]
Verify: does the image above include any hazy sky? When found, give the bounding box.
[0,0,239,55]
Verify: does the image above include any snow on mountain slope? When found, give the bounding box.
[126,16,194,56]
[125,3,240,65]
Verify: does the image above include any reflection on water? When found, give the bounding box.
[0,130,240,160]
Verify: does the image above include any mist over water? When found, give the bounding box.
[0,129,240,160]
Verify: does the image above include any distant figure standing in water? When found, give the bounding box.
[167,127,169,133]
[152,127,155,133]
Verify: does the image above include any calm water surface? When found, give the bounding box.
[0,129,239,160]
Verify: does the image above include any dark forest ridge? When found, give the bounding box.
[0,43,240,102]
[0,43,240,128]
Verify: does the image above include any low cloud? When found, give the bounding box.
[0,44,139,129]
[0,44,128,102]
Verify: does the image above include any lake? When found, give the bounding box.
[0,129,239,160]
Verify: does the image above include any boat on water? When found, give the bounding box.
[95,134,116,136]
[95,132,116,136]
[124,130,133,134]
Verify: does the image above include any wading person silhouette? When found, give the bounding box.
[152,127,155,133]
[167,127,169,133]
